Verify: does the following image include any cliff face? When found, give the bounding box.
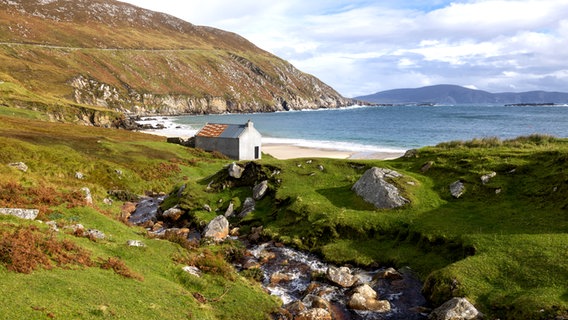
[0,0,353,117]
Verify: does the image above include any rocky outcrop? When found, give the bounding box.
[0,208,39,220]
[202,215,229,241]
[429,297,483,320]
[228,162,245,179]
[352,167,409,209]
[252,180,269,200]
[1,1,355,120]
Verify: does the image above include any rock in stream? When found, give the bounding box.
[241,242,429,320]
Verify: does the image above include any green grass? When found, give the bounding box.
[1,112,567,319]
[0,114,280,319]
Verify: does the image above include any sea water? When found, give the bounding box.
[144,104,568,152]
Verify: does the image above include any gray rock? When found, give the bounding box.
[404,149,418,158]
[253,180,269,200]
[46,221,59,232]
[326,266,357,288]
[162,206,183,221]
[238,197,255,218]
[0,208,39,220]
[8,162,28,172]
[75,172,85,179]
[429,297,483,320]
[103,198,113,205]
[228,162,245,179]
[480,172,496,184]
[202,215,229,241]
[115,169,123,176]
[450,180,466,198]
[317,165,324,171]
[86,229,105,240]
[182,265,202,277]
[81,187,93,205]
[126,240,145,247]
[224,202,234,217]
[352,167,409,209]
[203,204,212,212]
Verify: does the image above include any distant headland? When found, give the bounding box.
[356,84,568,105]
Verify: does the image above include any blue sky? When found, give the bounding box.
[123,0,568,97]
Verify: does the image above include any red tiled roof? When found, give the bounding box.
[196,124,229,137]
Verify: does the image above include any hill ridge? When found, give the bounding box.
[0,0,353,121]
[356,84,568,105]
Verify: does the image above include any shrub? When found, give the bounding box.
[98,257,144,281]
[0,225,93,273]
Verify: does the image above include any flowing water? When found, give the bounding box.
[243,242,428,319]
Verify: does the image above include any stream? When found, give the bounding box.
[129,197,429,319]
[240,242,429,320]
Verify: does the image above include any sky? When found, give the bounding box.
[121,0,568,98]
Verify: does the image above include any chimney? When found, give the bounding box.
[246,119,253,128]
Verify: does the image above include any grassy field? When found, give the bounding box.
[1,113,567,319]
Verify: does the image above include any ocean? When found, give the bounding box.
[141,104,568,153]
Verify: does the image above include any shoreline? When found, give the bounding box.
[140,129,405,160]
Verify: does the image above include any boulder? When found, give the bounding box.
[404,149,418,158]
[126,240,145,247]
[326,266,357,288]
[295,308,332,320]
[429,297,483,320]
[202,215,229,241]
[480,172,496,184]
[46,221,59,232]
[224,201,234,217]
[86,229,105,240]
[253,180,269,200]
[270,272,293,284]
[450,180,466,198]
[352,167,409,209]
[161,206,183,221]
[374,267,403,280]
[81,187,93,205]
[228,162,245,179]
[8,162,28,172]
[182,265,202,277]
[0,208,39,220]
[238,197,255,218]
[348,293,391,312]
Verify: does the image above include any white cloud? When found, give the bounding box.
[122,0,568,97]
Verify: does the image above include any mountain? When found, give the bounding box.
[0,0,353,125]
[356,84,568,105]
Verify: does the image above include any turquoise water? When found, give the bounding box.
[165,105,568,152]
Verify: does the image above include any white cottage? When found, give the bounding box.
[195,120,262,160]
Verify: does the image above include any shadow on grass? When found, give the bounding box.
[316,186,376,211]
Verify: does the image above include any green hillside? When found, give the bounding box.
[0,0,352,120]
[1,110,567,319]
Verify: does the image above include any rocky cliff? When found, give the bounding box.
[0,0,353,118]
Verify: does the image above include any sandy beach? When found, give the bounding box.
[262,144,404,160]
[140,125,405,160]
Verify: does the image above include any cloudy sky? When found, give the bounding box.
[122,0,568,98]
